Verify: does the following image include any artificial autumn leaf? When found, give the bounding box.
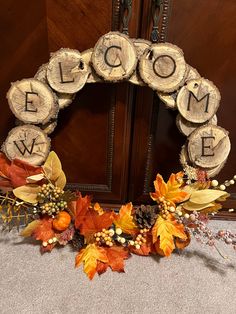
[182,202,215,212]
[13,184,41,204]
[75,244,108,280]
[182,189,229,212]
[55,171,66,189]
[114,203,138,235]
[189,189,229,204]
[32,217,55,241]
[175,231,191,250]
[94,202,104,215]
[43,151,66,189]
[201,202,222,214]
[20,220,41,237]
[97,246,130,275]
[78,209,115,242]
[152,214,187,257]
[26,173,45,183]
[129,243,151,256]
[153,239,165,257]
[68,193,92,224]
[0,153,11,179]
[150,173,188,204]
[9,159,42,188]
[129,233,153,256]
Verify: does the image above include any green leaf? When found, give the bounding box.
[13,185,40,204]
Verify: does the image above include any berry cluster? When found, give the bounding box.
[42,236,58,247]
[94,228,115,247]
[128,229,148,250]
[36,184,67,217]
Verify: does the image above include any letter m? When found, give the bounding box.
[187,91,210,113]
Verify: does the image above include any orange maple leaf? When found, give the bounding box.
[114,203,138,235]
[75,244,108,280]
[97,246,130,275]
[150,172,188,204]
[129,233,153,256]
[152,214,187,257]
[68,193,92,227]
[78,209,115,242]
[32,217,56,252]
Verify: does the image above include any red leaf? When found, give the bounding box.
[97,246,130,275]
[78,209,114,242]
[0,153,11,178]
[9,159,42,188]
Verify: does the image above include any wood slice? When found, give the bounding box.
[40,119,57,135]
[129,39,151,86]
[91,32,137,82]
[58,93,75,109]
[187,125,231,168]
[34,63,48,83]
[81,49,102,83]
[139,43,187,93]
[205,160,226,178]
[35,63,75,108]
[2,125,50,165]
[47,48,89,93]
[177,78,221,123]
[157,91,178,109]
[7,78,59,125]
[185,65,201,82]
[176,114,218,136]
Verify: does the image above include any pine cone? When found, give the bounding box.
[71,230,84,251]
[134,205,158,229]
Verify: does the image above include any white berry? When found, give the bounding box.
[120,237,126,244]
[211,180,218,187]
[48,239,53,244]
[169,206,175,213]
[42,241,47,247]
[219,184,226,191]
[135,244,141,249]
[230,180,235,185]
[184,213,190,219]
[129,240,135,246]
[115,228,122,235]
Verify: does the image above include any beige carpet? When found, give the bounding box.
[0,220,236,314]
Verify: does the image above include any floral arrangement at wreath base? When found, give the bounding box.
[0,151,235,280]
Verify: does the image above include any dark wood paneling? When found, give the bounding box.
[128,0,175,203]
[0,0,49,144]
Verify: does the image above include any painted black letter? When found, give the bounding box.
[58,62,75,83]
[104,45,122,68]
[25,92,38,112]
[201,136,215,157]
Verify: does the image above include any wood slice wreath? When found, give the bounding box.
[1,31,231,178]
[1,31,235,281]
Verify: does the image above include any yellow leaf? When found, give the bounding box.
[55,172,66,189]
[150,173,188,204]
[114,203,138,235]
[182,201,215,211]
[13,185,41,204]
[20,220,41,237]
[189,189,228,204]
[75,244,108,280]
[152,215,187,257]
[43,151,66,186]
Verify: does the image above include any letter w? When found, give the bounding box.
[13,138,36,156]
[187,91,210,113]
